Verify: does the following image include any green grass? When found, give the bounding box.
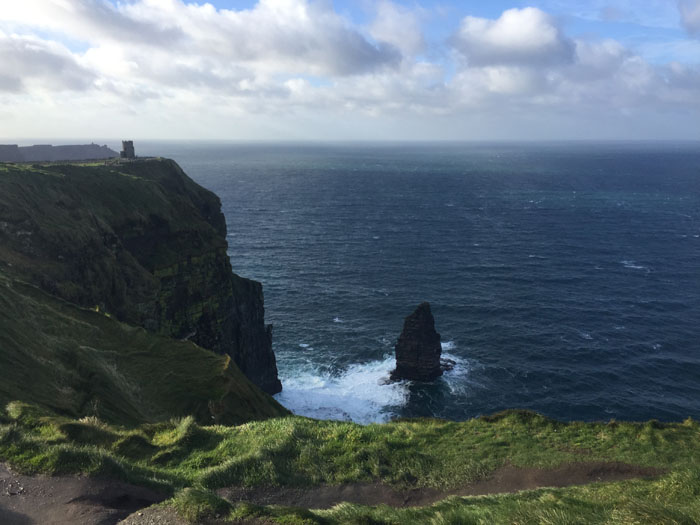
[0,269,287,425]
[1,403,699,523]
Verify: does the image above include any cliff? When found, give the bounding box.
[0,143,117,162]
[0,159,281,394]
[0,269,286,424]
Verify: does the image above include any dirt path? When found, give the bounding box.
[0,461,663,524]
[218,461,664,510]
[0,464,165,525]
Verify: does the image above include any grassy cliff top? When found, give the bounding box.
[1,404,699,523]
[0,158,227,289]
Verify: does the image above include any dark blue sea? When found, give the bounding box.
[139,142,700,424]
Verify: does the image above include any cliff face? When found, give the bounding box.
[0,269,287,425]
[0,159,281,394]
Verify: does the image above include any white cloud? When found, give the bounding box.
[0,31,95,93]
[570,39,629,79]
[369,1,426,56]
[0,0,184,47]
[0,2,698,140]
[452,7,575,66]
[0,0,401,77]
[679,0,700,35]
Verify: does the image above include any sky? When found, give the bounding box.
[1,0,699,141]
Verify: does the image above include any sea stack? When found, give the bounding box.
[390,302,443,381]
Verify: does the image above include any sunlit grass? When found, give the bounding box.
[1,402,699,523]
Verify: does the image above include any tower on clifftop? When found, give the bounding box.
[120,140,135,159]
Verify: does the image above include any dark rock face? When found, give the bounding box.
[229,276,282,394]
[0,158,281,394]
[391,302,443,381]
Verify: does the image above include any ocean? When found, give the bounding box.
[138,141,700,424]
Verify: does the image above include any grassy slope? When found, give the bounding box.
[0,269,287,426]
[1,405,699,523]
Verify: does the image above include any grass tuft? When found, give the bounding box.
[172,488,232,522]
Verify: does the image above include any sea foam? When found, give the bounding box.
[274,341,469,424]
[274,355,409,424]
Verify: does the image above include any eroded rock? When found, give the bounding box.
[390,302,443,381]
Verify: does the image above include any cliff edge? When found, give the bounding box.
[0,159,281,394]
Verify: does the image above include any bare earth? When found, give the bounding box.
[0,461,662,524]
[217,461,663,509]
[0,464,165,525]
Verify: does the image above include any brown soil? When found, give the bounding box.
[218,461,664,510]
[117,506,188,525]
[0,461,664,524]
[118,505,272,525]
[0,464,165,525]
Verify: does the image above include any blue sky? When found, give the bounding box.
[0,0,699,140]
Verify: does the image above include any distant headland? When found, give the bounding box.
[0,141,139,163]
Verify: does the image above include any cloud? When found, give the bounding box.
[570,39,629,79]
[679,0,700,35]
[452,7,575,67]
[0,2,698,140]
[0,0,401,78]
[369,1,426,56]
[0,0,184,47]
[0,32,95,92]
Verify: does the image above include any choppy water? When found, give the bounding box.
[139,142,700,423]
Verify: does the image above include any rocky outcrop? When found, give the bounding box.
[0,158,281,394]
[391,302,443,381]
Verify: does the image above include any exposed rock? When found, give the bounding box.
[0,158,281,395]
[390,302,443,381]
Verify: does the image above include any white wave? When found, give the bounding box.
[275,342,473,424]
[332,317,344,323]
[578,331,593,340]
[622,260,649,271]
[274,356,409,424]
[441,352,473,395]
[299,343,311,348]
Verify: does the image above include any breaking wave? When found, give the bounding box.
[274,341,469,424]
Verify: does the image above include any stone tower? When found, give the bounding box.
[120,140,135,159]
